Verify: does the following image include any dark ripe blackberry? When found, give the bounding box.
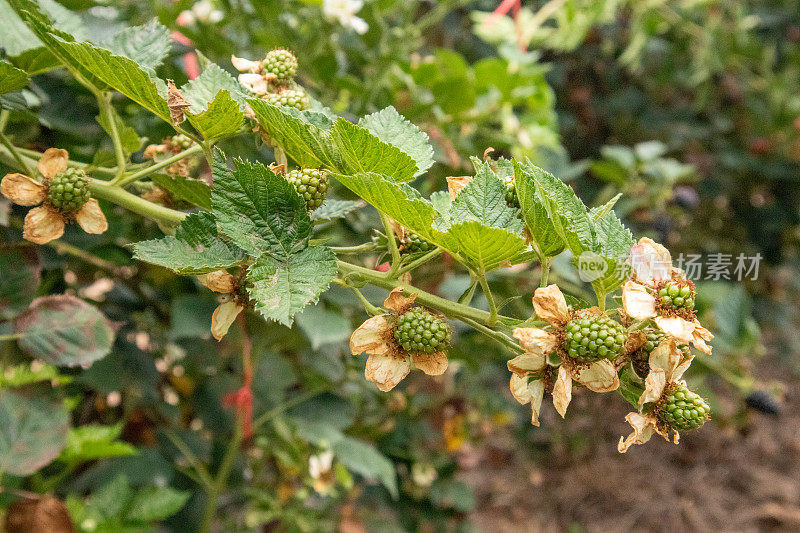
[265,89,309,110]
[393,309,451,355]
[502,174,519,208]
[564,314,627,362]
[399,232,435,255]
[46,168,91,214]
[286,168,329,211]
[657,383,710,431]
[658,281,695,312]
[745,390,780,415]
[263,48,298,81]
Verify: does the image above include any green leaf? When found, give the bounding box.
[87,474,134,521]
[334,171,526,272]
[310,198,364,221]
[151,174,212,210]
[332,436,398,499]
[514,161,566,257]
[0,61,28,94]
[589,208,634,295]
[589,193,622,223]
[185,90,245,142]
[125,486,190,522]
[525,160,596,256]
[100,20,171,71]
[0,391,69,476]
[0,0,84,62]
[181,62,246,113]
[296,305,351,349]
[211,152,312,258]
[359,106,434,176]
[247,246,337,327]
[132,212,245,274]
[449,160,523,232]
[60,423,137,463]
[0,245,40,319]
[248,99,419,181]
[14,295,116,367]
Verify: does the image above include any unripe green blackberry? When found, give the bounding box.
[658,281,695,312]
[502,175,519,208]
[633,328,692,378]
[265,89,309,110]
[46,168,91,214]
[657,383,709,431]
[399,232,435,255]
[393,309,451,355]
[564,314,627,362]
[263,48,298,81]
[286,168,329,211]
[171,134,193,150]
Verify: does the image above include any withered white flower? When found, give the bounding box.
[350,288,448,392]
[231,55,276,95]
[0,148,107,244]
[617,338,694,453]
[323,0,369,35]
[622,238,713,354]
[510,284,620,421]
[309,450,335,495]
[199,270,244,341]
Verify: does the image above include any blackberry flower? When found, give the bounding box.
[1,148,107,244]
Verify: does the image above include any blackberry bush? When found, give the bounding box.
[263,48,298,81]
[399,232,435,254]
[564,314,627,362]
[394,309,451,354]
[657,383,710,431]
[658,281,695,311]
[286,168,329,211]
[47,168,91,214]
[265,89,309,110]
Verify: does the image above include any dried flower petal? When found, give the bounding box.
[532,284,570,326]
[0,173,45,206]
[622,280,657,321]
[552,365,572,417]
[383,287,416,314]
[200,270,237,293]
[512,328,558,358]
[506,351,547,375]
[629,237,672,283]
[365,352,411,392]
[446,176,472,199]
[572,359,620,393]
[412,352,448,376]
[639,367,666,406]
[75,199,108,235]
[350,315,391,356]
[37,148,68,179]
[231,55,261,72]
[211,301,243,341]
[654,315,695,344]
[22,206,64,244]
[617,412,656,453]
[238,73,269,95]
[167,79,191,125]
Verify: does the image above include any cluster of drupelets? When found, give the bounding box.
[233,48,310,111]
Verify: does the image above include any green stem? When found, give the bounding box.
[0,130,34,177]
[199,420,244,533]
[478,273,498,326]
[164,430,215,489]
[2,146,119,178]
[114,144,204,186]
[89,180,187,228]
[337,260,517,326]
[335,279,382,316]
[96,91,128,181]
[460,316,524,354]
[396,248,443,276]
[251,385,333,432]
[0,110,9,133]
[539,256,552,287]
[0,333,23,342]
[331,242,379,254]
[379,212,402,278]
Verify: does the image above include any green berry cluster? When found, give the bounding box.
[657,382,710,431]
[393,309,451,355]
[46,168,90,213]
[265,89,309,111]
[399,232,435,254]
[263,48,298,81]
[171,134,193,150]
[658,281,695,311]
[286,168,329,211]
[564,315,627,362]
[642,329,667,354]
[502,174,519,208]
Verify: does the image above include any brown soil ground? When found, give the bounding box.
[463,377,800,532]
